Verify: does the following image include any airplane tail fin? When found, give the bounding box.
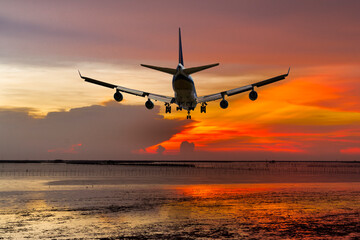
[141,29,219,75]
[178,28,219,75]
[140,28,183,75]
[179,28,184,65]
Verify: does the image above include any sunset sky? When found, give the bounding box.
[0,0,359,160]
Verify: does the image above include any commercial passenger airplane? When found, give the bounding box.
[79,28,290,119]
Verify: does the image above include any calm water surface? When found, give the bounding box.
[0,162,359,239]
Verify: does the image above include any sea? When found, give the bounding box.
[0,161,359,239]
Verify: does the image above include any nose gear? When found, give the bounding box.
[186,110,191,119]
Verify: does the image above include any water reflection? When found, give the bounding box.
[169,183,360,238]
[0,162,359,239]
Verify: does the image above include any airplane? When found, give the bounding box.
[79,28,290,119]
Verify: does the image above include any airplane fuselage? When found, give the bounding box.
[172,64,197,110]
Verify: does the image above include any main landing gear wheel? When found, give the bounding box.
[200,103,207,113]
[176,107,182,111]
[165,104,171,113]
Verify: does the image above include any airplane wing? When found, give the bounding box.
[79,71,175,104]
[197,68,290,103]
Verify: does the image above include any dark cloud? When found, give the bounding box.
[0,103,187,160]
[156,145,166,155]
[180,141,195,155]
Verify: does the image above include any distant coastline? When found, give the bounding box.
[0,160,359,165]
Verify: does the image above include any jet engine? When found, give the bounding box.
[145,99,154,110]
[220,99,228,109]
[114,91,123,102]
[249,90,258,101]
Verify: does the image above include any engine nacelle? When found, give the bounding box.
[145,99,154,110]
[249,90,258,101]
[220,99,228,109]
[114,91,123,102]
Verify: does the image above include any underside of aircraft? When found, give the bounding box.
[79,28,290,119]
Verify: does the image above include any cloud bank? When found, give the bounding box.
[0,102,187,160]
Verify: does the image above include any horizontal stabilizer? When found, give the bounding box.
[141,64,177,75]
[184,63,219,75]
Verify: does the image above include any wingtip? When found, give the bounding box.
[287,67,291,75]
[78,70,85,79]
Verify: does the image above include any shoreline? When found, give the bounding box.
[0,160,359,165]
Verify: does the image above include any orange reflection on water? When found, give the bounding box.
[165,183,360,238]
[174,184,274,198]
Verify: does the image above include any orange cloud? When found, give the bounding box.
[143,66,360,160]
[340,148,360,155]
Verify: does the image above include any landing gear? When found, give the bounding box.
[200,103,207,113]
[186,110,191,119]
[176,107,182,111]
[165,103,171,113]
